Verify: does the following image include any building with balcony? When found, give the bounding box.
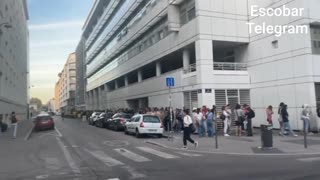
[75,37,87,111]
[82,0,320,131]
[0,0,29,123]
[56,53,76,115]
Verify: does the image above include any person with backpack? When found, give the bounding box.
[281,104,298,137]
[244,105,255,136]
[182,109,198,149]
[10,112,19,139]
[221,105,231,136]
[235,104,244,136]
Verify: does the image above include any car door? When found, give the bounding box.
[127,116,135,132]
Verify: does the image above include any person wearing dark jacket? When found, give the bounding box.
[280,104,298,137]
[244,105,254,136]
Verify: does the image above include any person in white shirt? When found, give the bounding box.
[196,108,205,137]
[182,109,198,149]
[223,106,231,136]
[301,104,311,134]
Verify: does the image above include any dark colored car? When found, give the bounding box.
[34,114,55,131]
[95,112,113,128]
[107,113,133,131]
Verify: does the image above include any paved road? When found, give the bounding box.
[2,116,320,180]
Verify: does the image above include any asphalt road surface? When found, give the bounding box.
[4,117,320,180]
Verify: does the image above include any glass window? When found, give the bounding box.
[159,30,164,39]
[134,116,141,122]
[143,116,160,123]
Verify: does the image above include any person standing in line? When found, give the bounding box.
[182,109,198,149]
[278,102,284,136]
[281,104,298,137]
[222,106,231,136]
[244,105,255,136]
[235,104,244,136]
[266,105,274,125]
[196,108,205,137]
[201,106,208,136]
[10,112,19,139]
[191,108,198,134]
[206,108,215,137]
[301,104,311,134]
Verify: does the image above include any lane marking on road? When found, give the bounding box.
[56,137,81,174]
[108,178,120,180]
[24,125,34,141]
[36,175,49,179]
[122,166,146,179]
[136,147,179,159]
[114,148,151,162]
[84,149,124,167]
[297,157,320,162]
[176,152,203,157]
[55,127,63,137]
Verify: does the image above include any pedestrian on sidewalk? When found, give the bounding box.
[266,105,274,125]
[235,104,244,136]
[278,102,284,136]
[222,105,231,136]
[301,104,311,134]
[206,108,215,137]
[281,104,298,137]
[182,109,198,149]
[10,112,19,139]
[201,106,208,136]
[191,108,198,134]
[196,108,205,137]
[244,105,254,136]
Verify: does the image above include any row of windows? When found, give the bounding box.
[180,0,196,25]
[313,41,320,48]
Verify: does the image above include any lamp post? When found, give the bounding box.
[0,22,12,36]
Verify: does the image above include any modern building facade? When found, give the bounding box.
[75,37,86,111]
[54,81,61,112]
[56,53,76,115]
[82,0,320,131]
[0,0,29,123]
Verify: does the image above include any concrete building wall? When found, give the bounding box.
[75,37,86,110]
[0,0,29,123]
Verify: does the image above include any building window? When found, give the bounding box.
[311,26,320,54]
[180,0,196,25]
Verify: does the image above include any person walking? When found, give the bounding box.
[301,104,311,134]
[182,109,198,149]
[206,108,215,137]
[278,102,284,136]
[244,105,255,136]
[281,104,298,137]
[222,106,231,136]
[10,112,19,139]
[266,105,274,125]
[235,104,244,136]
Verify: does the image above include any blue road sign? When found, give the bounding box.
[166,77,175,87]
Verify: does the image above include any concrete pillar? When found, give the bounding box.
[167,3,180,32]
[183,49,190,70]
[115,80,119,89]
[195,39,214,107]
[104,84,109,110]
[138,70,142,82]
[156,62,161,76]
[124,76,128,86]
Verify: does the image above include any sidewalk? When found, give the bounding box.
[0,119,34,142]
[146,129,320,155]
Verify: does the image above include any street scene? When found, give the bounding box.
[1,0,320,179]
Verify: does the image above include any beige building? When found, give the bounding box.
[0,0,29,123]
[54,80,61,112]
[56,53,76,115]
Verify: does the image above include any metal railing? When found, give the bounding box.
[213,62,247,71]
[183,63,197,74]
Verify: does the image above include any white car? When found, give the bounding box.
[124,114,163,138]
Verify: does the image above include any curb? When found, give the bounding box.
[24,125,34,141]
[145,140,320,157]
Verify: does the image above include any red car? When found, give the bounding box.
[34,114,55,131]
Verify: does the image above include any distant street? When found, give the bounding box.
[2,117,320,180]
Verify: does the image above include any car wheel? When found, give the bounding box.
[157,134,162,138]
[135,129,141,138]
[124,127,129,135]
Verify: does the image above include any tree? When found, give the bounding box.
[30,97,43,110]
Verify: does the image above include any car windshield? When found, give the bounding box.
[143,116,160,123]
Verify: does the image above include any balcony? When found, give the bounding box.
[183,63,196,74]
[213,62,247,71]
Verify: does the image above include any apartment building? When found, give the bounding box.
[56,53,76,115]
[75,37,87,111]
[82,0,320,130]
[0,0,29,123]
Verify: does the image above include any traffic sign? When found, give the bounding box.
[166,77,174,87]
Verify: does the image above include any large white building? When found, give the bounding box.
[83,0,320,131]
[0,0,29,123]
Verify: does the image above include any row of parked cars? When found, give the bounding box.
[88,112,163,138]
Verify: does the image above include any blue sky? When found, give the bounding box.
[28,0,94,103]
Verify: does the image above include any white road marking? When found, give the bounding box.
[84,149,124,167]
[55,127,63,137]
[137,147,179,159]
[176,152,203,157]
[36,175,49,179]
[71,145,79,148]
[56,137,80,174]
[122,166,146,179]
[114,148,151,162]
[297,157,320,162]
[108,178,120,180]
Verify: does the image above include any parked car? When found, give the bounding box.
[34,114,55,131]
[95,112,113,128]
[88,112,101,125]
[124,114,163,138]
[107,113,133,131]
